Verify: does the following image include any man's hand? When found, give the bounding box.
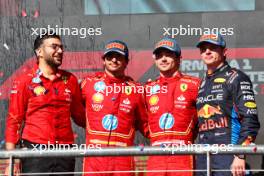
[5,142,20,176]
[4,160,20,176]
[231,156,246,176]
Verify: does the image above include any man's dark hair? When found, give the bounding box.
[33,32,61,56]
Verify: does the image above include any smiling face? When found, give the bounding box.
[154,49,180,77]
[36,37,64,68]
[199,42,227,73]
[103,52,128,77]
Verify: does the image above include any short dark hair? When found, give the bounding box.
[33,32,61,55]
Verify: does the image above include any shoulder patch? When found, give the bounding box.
[181,76,200,86]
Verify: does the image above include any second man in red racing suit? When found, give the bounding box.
[81,40,148,176]
[145,37,200,176]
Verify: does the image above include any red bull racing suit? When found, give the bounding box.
[81,72,148,176]
[145,72,200,176]
[196,62,260,176]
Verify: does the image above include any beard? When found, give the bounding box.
[45,55,63,68]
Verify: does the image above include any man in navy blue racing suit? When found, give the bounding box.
[195,33,260,176]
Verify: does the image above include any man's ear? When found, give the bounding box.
[35,48,41,57]
[223,48,228,57]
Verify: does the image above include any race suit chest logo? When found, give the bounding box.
[213,78,226,83]
[197,104,222,118]
[102,114,118,131]
[180,83,188,92]
[149,95,159,106]
[92,93,104,111]
[125,86,132,95]
[197,94,223,104]
[198,104,228,131]
[33,86,46,96]
[94,81,106,92]
[159,113,174,129]
[211,84,224,93]
[119,98,132,113]
[174,95,188,109]
[244,102,257,108]
[32,77,41,84]
[92,93,104,103]
[151,85,160,95]
[64,88,72,102]
[32,69,42,84]
[122,98,131,105]
[149,95,159,113]
[199,117,228,132]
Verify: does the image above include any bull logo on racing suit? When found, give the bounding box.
[102,114,118,131]
[198,105,228,131]
[197,104,222,118]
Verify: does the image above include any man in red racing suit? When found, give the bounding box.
[145,37,200,176]
[81,40,148,176]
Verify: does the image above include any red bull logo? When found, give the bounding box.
[197,104,222,118]
[199,117,228,131]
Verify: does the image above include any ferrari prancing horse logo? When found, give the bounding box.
[180,83,188,92]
